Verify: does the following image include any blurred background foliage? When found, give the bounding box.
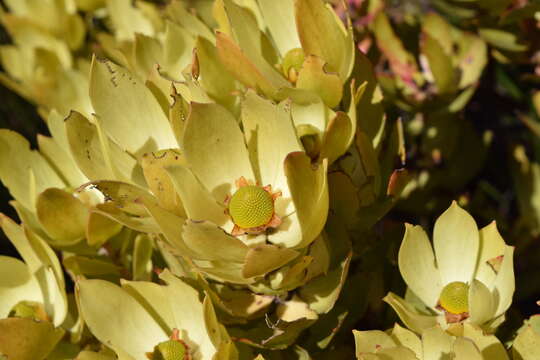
[330,0,540,342]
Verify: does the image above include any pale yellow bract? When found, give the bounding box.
[385,202,515,333]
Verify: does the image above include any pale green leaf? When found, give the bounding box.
[422,33,456,94]
[299,249,351,314]
[141,149,186,217]
[422,326,453,360]
[319,112,353,165]
[242,244,299,278]
[257,0,300,56]
[453,337,483,360]
[65,111,141,184]
[399,224,441,308]
[390,324,422,359]
[89,57,178,155]
[106,0,153,41]
[182,221,248,262]
[0,256,43,318]
[194,36,237,109]
[353,330,395,354]
[183,102,254,201]
[296,55,343,108]
[468,279,495,326]
[241,91,302,205]
[491,246,515,318]
[479,28,528,52]
[433,201,479,285]
[268,154,328,249]
[383,292,437,334]
[36,188,88,245]
[132,234,153,281]
[295,0,354,80]
[216,31,283,99]
[0,130,64,212]
[475,222,506,290]
[0,216,67,326]
[77,279,167,360]
[513,320,540,360]
[166,165,230,227]
[0,317,64,360]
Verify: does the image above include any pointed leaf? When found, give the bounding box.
[422,326,454,360]
[453,337,483,360]
[479,28,528,52]
[36,188,89,245]
[183,102,254,201]
[399,224,441,308]
[86,211,122,247]
[241,91,302,200]
[475,222,506,288]
[422,33,456,94]
[166,165,229,227]
[383,292,437,334]
[295,0,354,80]
[492,246,515,317]
[296,55,343,108]
[65,111,140,184]
[143,201,191,255]
[268,153,328,248]
[468,279,495,326]
[390,324,421,359]
[0,317,64,360]
[195,37,237,108]
[216,31,284,99]
[433,202,479,285]
[39,113,88,187]
[89,57,177,155]
[106,0,153,41]
[84,180,157,217]
[353,330,395,354]
[183,221,248,262]
[0,216,67,326]
[257,0,301,56]
[299,249,351,314]
[132,234,153,281]
[242,244,299,278]
[77,279,167,360]
[372,13,418,84]
[0,256,43,318]
[0,130,64,211]
[162,21,195,79]
[141,149,186,217]
[319,112,353,165]
[91,203,159,233]
[165,1,215,41]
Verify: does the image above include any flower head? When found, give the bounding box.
[150,329,191,360]
[225,177,282,236]
[142,92,330,286]
[385,201,515,333]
